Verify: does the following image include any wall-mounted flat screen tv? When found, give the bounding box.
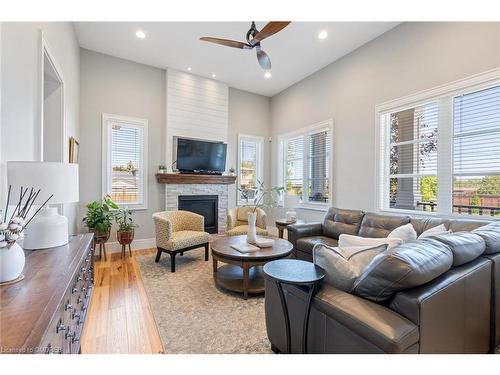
[175,137,227,174]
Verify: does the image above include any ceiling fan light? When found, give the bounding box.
[264,71,272,79]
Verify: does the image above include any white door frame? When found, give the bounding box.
[38,30,66,163]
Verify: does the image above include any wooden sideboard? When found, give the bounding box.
[0,234,94,354]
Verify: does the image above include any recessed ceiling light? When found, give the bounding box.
[136,30,146,39]
[264,71,272,79]
[212,73,216,79]
[187,67,192,72]
[318,30,328,40]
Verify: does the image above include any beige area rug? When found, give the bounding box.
[135,247,273,354]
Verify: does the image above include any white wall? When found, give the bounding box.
[270,22,500,221]
[166,69,228,170]
[0,22,80,232]
[79,49,166,241]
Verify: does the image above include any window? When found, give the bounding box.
[378,74,500,217]
[102,114,148,209]
[279,121,332,205]
[237,134,263,205]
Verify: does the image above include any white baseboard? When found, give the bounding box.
[103,237,156,253]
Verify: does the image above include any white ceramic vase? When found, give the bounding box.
[0,242,25,283]
[247,211,258,244]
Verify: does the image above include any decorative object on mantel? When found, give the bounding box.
[7,161,79,249]
[229,167,236,176]
[0,185,52,284]
[158,164,166,174]
[82,195,118,261]
[239,180,284,244]
[115,206,137,258]
[284,193,300,223]
[156,172,237,185]
[69,136,80,163]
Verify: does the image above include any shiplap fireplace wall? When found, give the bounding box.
[165,68,229,170]
[164,69,230,228]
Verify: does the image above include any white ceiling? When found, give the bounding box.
[74,22,399,97]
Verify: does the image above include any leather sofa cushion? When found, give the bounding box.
[473,222,500,254]
[433,232,485,266]
[352,238,453,302]
[312,285,419,353]
[448,219,488,232]
[358,212,410,238]
[410,217,449,236]
[322,207,365,240]
[296,236,338,255]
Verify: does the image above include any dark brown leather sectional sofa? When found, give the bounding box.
[264,208,500,353]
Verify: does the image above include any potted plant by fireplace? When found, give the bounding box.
[82,195,117,259]
[239,180,284,244]
[115,206,137,257]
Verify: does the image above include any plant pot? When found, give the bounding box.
[117,229,134,245]
[247,212,258,244]
[0,242,25,283]
[91,228,110,244]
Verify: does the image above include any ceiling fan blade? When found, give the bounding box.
[256,48,272,70]
[200,37,252,49]
[250,21,291,45]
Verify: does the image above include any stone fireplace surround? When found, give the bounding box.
[164,183,229,234]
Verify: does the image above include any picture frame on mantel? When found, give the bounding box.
[69,136,80,163]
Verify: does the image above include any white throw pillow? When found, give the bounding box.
[338,234,403,250]
[313,244,388,292]
[418,224,450,239]
[388,223,417,243]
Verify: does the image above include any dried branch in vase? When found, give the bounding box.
[0,185,53,249]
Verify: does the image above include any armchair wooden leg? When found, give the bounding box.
[170,252,177,273]
[155,249,162,263]
[204,243,209,261]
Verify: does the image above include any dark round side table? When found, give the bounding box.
[263,259,325,354]
[275,219,304,239]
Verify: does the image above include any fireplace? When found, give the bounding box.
[178,195,219,234]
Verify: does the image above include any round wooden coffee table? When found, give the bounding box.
[211,235,293,299]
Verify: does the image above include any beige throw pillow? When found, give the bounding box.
[338,234,403,249]
[313,244,388,292]
[388,223,417,243]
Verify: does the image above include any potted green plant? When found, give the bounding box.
[82,195,118,244]
[115,207,137,254]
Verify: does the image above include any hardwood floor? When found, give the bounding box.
[81,248,164,354]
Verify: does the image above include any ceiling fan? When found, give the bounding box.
[200,21,291,71]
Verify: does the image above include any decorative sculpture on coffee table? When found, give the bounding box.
[0,185,52,284]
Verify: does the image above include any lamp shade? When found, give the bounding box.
[7,162,79,204]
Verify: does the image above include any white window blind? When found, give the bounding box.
[382,103,439,212]
[102,114,148,209]
[379,79,500,217]
[453,85,500,216]
[282,122,332,205]
[238,135,263,205]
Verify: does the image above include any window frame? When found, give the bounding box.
[102,113,149,210]
[375,67,500,219]
[278,120,333,210]
[237,133,264,206]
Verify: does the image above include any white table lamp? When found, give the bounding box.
[7,161,79,249]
